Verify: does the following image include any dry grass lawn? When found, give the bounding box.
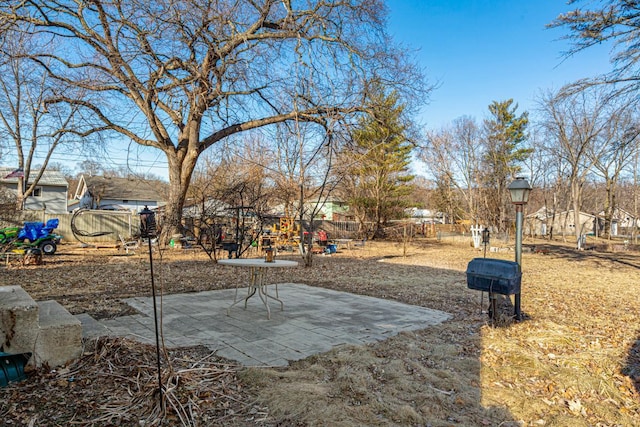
[1,237,639,426]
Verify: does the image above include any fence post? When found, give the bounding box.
[471,225,483,249]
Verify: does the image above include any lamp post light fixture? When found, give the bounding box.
[139,205,157,239]
[508,177,532,321]
[482,227,490,258]
[139,206,163,406]
[508,177,532,205]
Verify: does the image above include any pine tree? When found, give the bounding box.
[346,88,415,239]
[482,99,531,230]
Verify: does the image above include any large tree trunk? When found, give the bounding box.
[163,181,188,241]
[163,137,199,242]
[15,175,25,211]
[572,180,583,249]
[602,179,613,239]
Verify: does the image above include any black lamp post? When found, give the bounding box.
[482,227,490,258]
[140,205,157,239]
[508,177,532,321]
[139,206,163,406]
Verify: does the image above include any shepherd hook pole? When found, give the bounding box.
[148,236,163,405]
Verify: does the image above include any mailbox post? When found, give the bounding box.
[508,177,532,321]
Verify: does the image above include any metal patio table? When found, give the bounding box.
[218,258,298,319]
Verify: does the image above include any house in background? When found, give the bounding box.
[406,207,445,224]
[73,175,167,212]
[66,198,80,213]
[602,207,640,236]
[0,167,69,214]
[315,199,350,221]
[525,207,552,236]
[182,197,231,219]
[270,198,352,222]
[526,208,598,237]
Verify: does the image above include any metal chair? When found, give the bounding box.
[118,234,139,254]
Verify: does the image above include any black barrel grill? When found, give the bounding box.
[466,258,522,321]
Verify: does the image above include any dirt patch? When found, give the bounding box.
[1,239,639,426]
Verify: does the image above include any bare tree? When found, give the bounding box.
[523,129,566,239]
[589,101,639,237]
[245,116,342,266]
[1,0,427,239]
[538,87,621,248]
[0,29,78,210]
[0,187,20,224]
[421,116,483,224]
[184,152,230,252]
[421,129,463,225]
[549,1,640,241]
[629,127,640,242]
[549,1,640,97]
[185,139,274,257]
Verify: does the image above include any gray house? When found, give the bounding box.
[0,167,68,214]
[73,175,166,212]
[526,208,597,237]
[600,207,640,236]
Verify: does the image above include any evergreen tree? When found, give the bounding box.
[345,88,415,239]
[482,99,531,230]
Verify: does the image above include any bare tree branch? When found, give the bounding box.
[0,0,429,236]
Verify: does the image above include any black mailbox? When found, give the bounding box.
[466,258,521,295]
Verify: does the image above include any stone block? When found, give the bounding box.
[0,286,39,354]
[33,300,82,368]
[75,313,110,339]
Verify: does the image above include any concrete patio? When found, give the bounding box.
[77,284,451,367]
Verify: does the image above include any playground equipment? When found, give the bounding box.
[266,216,299,249]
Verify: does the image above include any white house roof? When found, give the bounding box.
[76,175,167,202]
[0,167,68,187]
[527,208,597,220]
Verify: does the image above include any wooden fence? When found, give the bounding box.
[321,220,363,238]
[0,210,139,244]
[1,212,477,245]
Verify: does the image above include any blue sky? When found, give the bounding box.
[4,1,616,180]
[386,0,614,128]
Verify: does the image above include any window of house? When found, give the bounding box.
[29,187,42,197]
